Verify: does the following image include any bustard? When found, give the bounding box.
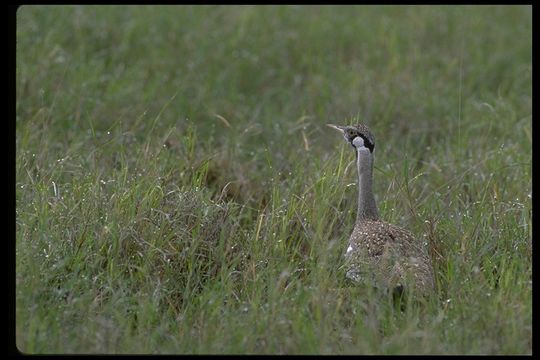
[328,123,434,297]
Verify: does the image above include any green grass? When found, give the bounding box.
[16,5,531,354]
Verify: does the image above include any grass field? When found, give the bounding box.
[15,5,531,354]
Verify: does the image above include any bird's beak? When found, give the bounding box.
[326,124,346,133]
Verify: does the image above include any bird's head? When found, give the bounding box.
[326,123,375,153]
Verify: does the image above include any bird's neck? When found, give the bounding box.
[356,150,379,222]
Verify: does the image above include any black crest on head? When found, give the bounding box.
[344,124,375,153]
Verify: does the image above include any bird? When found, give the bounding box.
[327,123,435,298]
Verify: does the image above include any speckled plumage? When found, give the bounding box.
[345,220,434,295]
[328,123,435,296]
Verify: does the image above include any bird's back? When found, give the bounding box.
[345,220,435,296]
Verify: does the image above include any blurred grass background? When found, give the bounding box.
[16,5,531,354]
